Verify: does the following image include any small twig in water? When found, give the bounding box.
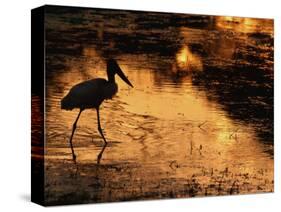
[198,121,207,132]
[198,121,207,128]
[229,128,239,139]
[190,140,193,155]
[198,144,203,155]
[169,160,180,170]
[230,180,238,194]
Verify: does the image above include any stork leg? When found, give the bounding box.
[96,107,108,144]
[69,109,83,162]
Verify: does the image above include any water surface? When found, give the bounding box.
[42,6,273,205]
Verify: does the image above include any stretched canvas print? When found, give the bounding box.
[31,5,274,206]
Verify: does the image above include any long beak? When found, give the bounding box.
[114,62,133,88]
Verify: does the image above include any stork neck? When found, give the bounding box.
[107,71,115,83]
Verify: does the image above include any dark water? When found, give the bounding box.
[41,6,273,205]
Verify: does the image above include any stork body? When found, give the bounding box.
[61,78,118,110]
[61,59,133,162]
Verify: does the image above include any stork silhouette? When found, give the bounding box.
[61,58,133,162]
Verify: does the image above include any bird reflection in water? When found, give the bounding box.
[97,142,108,164]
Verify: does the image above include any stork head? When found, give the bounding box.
[106,58,133,87]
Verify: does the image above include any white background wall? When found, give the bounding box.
[0,0,280,211]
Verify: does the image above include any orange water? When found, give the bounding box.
[42,9,273,204]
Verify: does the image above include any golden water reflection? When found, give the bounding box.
[45,48,273,202]
[44,10,273,204]
[175,45,203,73]
[215,17,273,35]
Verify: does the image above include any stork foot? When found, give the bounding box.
[97,142,108,164]
[71,153,77,163]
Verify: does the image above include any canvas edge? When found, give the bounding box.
[31,5,46,207]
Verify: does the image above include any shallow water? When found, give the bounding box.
[40,6,273,204]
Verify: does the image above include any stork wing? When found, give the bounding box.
[62,78,107,110]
